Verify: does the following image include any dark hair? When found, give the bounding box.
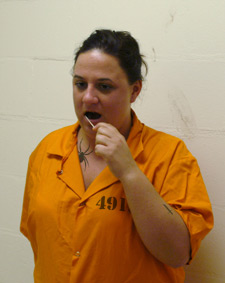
[74,29,148,84]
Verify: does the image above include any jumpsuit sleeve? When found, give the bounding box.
[160,142,214,263]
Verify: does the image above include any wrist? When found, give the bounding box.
[119,163,141,184]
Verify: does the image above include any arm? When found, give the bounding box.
[120,165,190,267]
[94,123,191,267]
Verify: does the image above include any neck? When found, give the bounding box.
[78,127,96,151]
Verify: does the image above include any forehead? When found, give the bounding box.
[73,50,128,81]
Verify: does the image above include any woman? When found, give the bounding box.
[20,30,213,283]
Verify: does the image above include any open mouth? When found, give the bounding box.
[85,112,102,120]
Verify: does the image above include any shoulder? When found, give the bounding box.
[141,124,194,163]
[40,124,77,145]
[131,111,186,154]
[142,124,182,148]
[130,112,193,163]
[29,123,78,166]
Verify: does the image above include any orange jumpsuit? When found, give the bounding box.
[20,112,213,282]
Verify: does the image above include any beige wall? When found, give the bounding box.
[0,0,224,282]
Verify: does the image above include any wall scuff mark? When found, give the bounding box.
[168,87,197,138]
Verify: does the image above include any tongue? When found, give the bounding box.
[85,112,101,120]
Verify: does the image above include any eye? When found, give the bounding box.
[74,81,87,90]
[97,83,114,93]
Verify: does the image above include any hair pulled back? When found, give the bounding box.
[74,29,147,84]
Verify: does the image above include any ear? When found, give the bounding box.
[130,80,142,103]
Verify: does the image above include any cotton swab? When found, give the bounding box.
[85,115,95,128]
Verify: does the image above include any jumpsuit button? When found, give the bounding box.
[57,170,63,175]
[75,251,81,257]
[79,202,86,207]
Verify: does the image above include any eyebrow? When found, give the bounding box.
[73,75,83,79]
[73,75,113,82]
[73,75,83,80]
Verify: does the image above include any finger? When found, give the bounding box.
[93,122,107,131]
[95,126,116,140]
[94,143,109,159]
[95,133,111,146]
[96,127,111,138]
[94,122,116,134]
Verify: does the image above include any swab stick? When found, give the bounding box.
[85,115,94,128]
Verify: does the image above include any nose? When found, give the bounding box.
[82,86,99,104]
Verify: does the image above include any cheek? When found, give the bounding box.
[104,99,130,121]
[73,89,81,106]
[73,94,82,117]
[108,91,131,110]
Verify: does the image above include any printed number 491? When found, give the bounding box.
[96,196,126,211]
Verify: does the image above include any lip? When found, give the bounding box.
[85,116,103,126]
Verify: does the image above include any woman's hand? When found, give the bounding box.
[93,122,137,180]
